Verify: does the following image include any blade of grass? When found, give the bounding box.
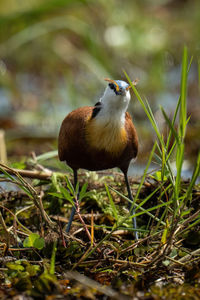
[178,151,200,211]
[65,176,75,195]
[105,183,119,221]
[130,200,173,219]
[135,182,165,212]
[131,141,157,210]
[174,46,188,202]
[110,187,167,226]
[180,46,188,139]
[165,96,181,152]
[124,71,164,146]
[50,240,57,275]
[36,150,58,162]
[160,106,179,143]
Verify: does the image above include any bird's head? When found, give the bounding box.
[105,78,130,96]
[101,78,137,114]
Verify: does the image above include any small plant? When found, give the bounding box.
[23,233,45,250]
[49,173,92,207]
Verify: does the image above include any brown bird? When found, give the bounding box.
[58,78,139,239]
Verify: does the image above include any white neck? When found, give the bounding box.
[95,86,130,126]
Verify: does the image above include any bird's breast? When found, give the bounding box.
[85,118,127,156]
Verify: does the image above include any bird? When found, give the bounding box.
[58,78,139,239]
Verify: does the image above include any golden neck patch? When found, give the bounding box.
[85,118,127,156]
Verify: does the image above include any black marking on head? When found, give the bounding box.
[108,83,122,95]
[109,83,115,90]
[91,101,102,119]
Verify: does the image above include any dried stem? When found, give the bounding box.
[75,197,92,242]
[0,210,10,255]
[0,130,7,164]
[0,165,52,180]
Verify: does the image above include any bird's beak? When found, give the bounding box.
[126,79,139,91]
[104,78,120,92]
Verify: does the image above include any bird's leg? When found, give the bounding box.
[124,172,138,240]
[66,169,78,233]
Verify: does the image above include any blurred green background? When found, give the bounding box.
[0,0,199,174]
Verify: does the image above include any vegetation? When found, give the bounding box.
[0,1,200,298]
[0,47,200,299]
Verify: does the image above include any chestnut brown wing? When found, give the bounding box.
[125,112,138,158]
[58,106,93,162]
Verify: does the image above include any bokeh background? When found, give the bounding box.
[0,0,199,176]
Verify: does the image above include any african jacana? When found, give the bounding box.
[58,78,139,239]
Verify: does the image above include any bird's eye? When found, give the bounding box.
[109,83,115,90]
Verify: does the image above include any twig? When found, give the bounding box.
[77,258,148,268]
[119,231,161,255]
[75,197,92,242]
[0,211,10,255]
[38,190,55,228]
[165,255,185,266]
[0,130,7,164]
[0,166,52,180]
[174,209,200,236]
[91,209,94,246]
[72,246,93,271]
[0,204,32,234]
[169,248,200,269]
[58,216,66,248]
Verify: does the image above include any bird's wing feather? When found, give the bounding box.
[58,106,93,161]
[125,112,138,158]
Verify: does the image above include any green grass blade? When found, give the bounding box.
[129,200,173,220]
[105,184,118,221]
[165,96,181,152]
[50,240,57,275]
[184,151,200,202]
[36,150,58,162]
[60,186,74,204]
[135,182,166,212]
[175,46,189,200]
[79,183,88,201]
[124,71,163,144]
[175,143,185,201]
[133,141,157,206]
[0,165,16,181]
[65,176,75,195]
[110,187,167,226]
[179,46,188,139]
[160,106,179,143]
